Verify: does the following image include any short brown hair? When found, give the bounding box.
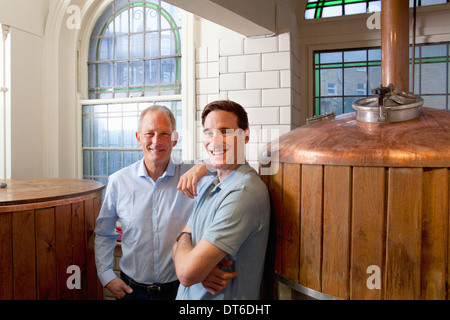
[201,100,248,130]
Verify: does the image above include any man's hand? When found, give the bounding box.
[201,259,238,295]
[105,278,133,299]
[177,163,208,198]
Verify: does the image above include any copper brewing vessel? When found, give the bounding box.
[260,0,450,300]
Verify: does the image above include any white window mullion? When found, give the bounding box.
[0,24,11,180]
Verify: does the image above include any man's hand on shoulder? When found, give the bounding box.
[177,162,208,198]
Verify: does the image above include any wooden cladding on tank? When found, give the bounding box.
[265,163,450,300]
[0,194,103,300]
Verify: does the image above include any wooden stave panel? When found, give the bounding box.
[36,208,57,300]
[267,163,450,300]
[448,168,450,301]
[299,164,323,292]
[0,190,103,300]
[0,212,12,299]
[269,163,284,274]
[321,165,352,299]
[385,168,423,300]
[55,204,75,300]
[12,210,36,300]
[350,167,386,300]
[420,168,448,300]
[280,163,301,282]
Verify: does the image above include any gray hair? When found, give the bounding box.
[138,105,176,132]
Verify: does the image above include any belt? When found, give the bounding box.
[121,272,179,296]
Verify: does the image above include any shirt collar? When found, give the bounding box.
[137,157,176,179]
[210,163,253,194]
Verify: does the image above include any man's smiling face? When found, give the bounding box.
[203,110,248,179]
[136,111,177,169]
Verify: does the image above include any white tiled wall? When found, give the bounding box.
[195,32,300,169]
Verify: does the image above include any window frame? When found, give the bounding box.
[313,43,450,116]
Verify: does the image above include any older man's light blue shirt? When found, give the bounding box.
[176,163,270,300]
[95,158,209,286]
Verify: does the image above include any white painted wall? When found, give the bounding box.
[0,0,49,178]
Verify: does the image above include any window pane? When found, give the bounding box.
[368,49,381,61]
[422,95,446,109]
[88,64,96,88]
[115,10,129,34]
[409,64,420,94]
[130,34,144,59]
[108,151,122,175]
[114,62,128,87]
[421,44,447,58]
[93,151,107,176]
[368,66,381,93]
[89,38,97,61]
[115,36,128,60]
[82,118,90,147]
[93,118,107,147]
[344,50,366,62]
[99,63,113,87]
[108,117,122,147]
[130,61,144,86]
[161,58,175,84]
[421,63,446,94]
[161,30,175,56]
[322,6,342,18]
[130,6,144,33]
[321,98,343,115]
[320,52,342,64]
[422,0,447,5]
[145,32,160,57]
[345,3,366,15]
[345,96,364,113]
[83,151,91,176]
[99,37,113,61]
[145,60,159,85]
[320,69,342,96]
[344,67,367,95]
[305,8,315,19]
[123,116,138,148]
[124,151,139,167]
[145,7,159,31]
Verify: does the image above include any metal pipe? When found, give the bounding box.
[381,0,410,93]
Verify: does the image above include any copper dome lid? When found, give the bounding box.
[266,107,450,168]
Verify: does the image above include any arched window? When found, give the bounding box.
[82,0,183,185]
[88,0,181,98]
[305,0,450,20]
